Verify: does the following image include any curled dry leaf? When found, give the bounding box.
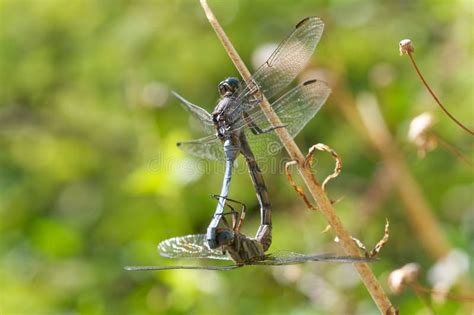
[285,143,343,211]
[305,143,342,191]
[346,219,390,258]
[284,160,318,211]
[351,236,368,252]
[369,219,390,257]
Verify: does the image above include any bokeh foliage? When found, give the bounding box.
[0,0,472,314]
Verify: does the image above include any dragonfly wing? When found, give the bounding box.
[239,80,331,159]
[158,234,231,260]
[250,251,374,266]
[125,265,239,271]
[172,91,215,134]
[238,17,324,104]
[177,135,225,161]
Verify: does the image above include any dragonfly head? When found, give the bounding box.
[216,229,235,246]
[218,77,240,97]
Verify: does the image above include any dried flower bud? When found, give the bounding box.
[427,249,470,303]
[388,263,421,294]
[408,112,437,158]
[408,113,433,141]
[399,39,414,55]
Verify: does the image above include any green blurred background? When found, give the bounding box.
[1,0,472,314]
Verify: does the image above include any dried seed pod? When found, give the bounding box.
[399,39,414,55]
[388,263,421,294]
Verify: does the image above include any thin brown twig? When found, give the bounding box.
[400,40,473,136]
[411,285,438,315]
[199,1,396,313]
[410,283,474,303]
[434,133,474,169]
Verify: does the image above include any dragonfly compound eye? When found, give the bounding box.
[218,77,240,96]
[225,77,240,92]
[216,230,235,246]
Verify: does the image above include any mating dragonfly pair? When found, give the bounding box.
[126,17,370,271]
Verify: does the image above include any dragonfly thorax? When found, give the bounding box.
[212,96,244,141]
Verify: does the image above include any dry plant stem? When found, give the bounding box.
[434,133,474,169]
[411,287,437,315]
[199,1,395,313]
[411,283,474,303]
[355,97,451,260]
[406,52,474,136]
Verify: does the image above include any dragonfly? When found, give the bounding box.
[172,17,331,252]
[126,200,372,271]
[125,233,373,271]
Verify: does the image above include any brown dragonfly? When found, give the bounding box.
[126,200,372,271]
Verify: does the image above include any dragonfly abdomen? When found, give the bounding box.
[224,233,265,264]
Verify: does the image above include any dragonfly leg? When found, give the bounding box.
[257,124,288,135]
[210,194,247,232]
[220,212,233,231]
[247,79,263,103]
[243,111,287,135]
[235,201,246,233]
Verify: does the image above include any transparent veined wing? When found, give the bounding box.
[124,252,372,271]
[125,265,239,271]
[237,17,324,106]
[177,135,225,161]
[158,234,231,260]
[250,251,374,266]
[236,79,331,161]
[172,91,215,135]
